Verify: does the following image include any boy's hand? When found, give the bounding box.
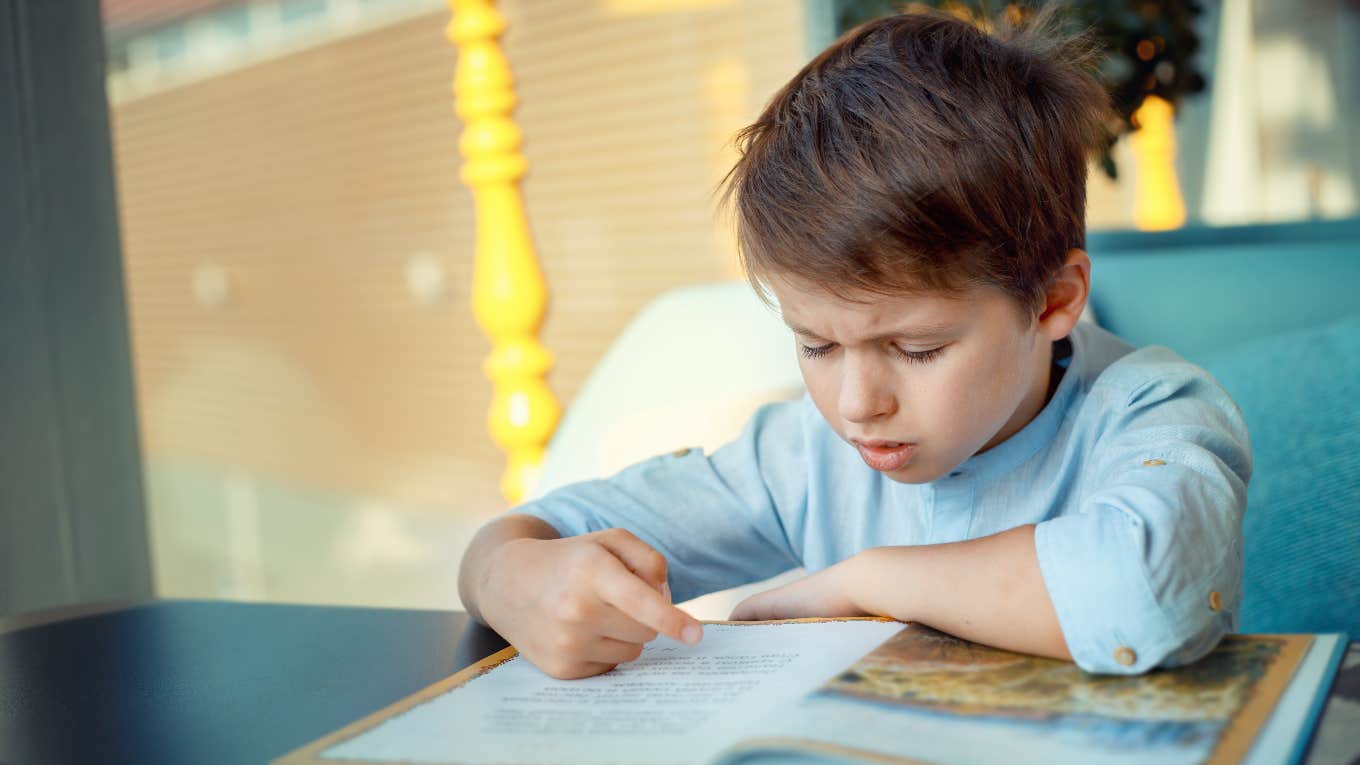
[728,558,867,621]
[476,528,703,680]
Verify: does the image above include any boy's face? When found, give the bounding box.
[768,274,1058,484]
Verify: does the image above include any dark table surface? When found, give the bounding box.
[0,600,509,765]
[0,600,1355,765]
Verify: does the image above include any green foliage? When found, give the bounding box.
[830,0,1207,178]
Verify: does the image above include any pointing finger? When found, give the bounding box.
[595,553,702,645]
[593,529,670,592]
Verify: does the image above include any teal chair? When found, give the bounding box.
[1088,217,1360,638]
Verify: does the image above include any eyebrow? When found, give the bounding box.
[783,320,955,343]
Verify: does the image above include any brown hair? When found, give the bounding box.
[721,6,1112,317]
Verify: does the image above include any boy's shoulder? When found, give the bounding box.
[1070,322,1244,432]
[1073,322,1201,393]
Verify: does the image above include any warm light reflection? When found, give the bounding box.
[1131,95,1187,231]
[704,57,749,280]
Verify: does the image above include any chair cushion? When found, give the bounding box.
[1201,315,1360,637]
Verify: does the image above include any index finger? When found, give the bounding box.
[594,553,702,646]
[592,529,669,592]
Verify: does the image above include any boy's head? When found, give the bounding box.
[722,8,1112,483]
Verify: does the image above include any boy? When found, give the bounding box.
[458,9,1249,680]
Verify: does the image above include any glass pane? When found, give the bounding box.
[99,0,816,611]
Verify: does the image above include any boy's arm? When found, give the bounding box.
[457,398,812,679]
[511,398,812,603]
[735,363,1251,675]
[729,525,1071,660]
[459,513,705,679]
[457,513,561,626]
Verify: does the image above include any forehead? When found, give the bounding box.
[766,274,982,339]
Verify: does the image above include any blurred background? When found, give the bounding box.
[4,0,1356,619]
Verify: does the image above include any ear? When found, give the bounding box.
[1036,248,1090,342]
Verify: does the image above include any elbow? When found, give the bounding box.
[1037,523,1242,677]
[1156,612,1233,669]
[1068,574,1240,677]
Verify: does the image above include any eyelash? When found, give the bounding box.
[798,343,945,364]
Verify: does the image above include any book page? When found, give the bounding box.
[715,625,1319,765]
[318,619,904,765]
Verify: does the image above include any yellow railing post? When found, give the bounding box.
[448,0,561,504]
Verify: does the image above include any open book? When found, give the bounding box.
[278,618,1347,765]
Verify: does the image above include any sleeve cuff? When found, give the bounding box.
[1035,507,1186,675]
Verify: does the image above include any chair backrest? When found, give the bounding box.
[1090,217,1360,638]
[1088,217,1360,365]
[1202,316,1360,638]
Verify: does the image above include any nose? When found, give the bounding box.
[838,352,897,423]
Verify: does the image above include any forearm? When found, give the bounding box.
[458,513,561,625]
[849,524,1071,660]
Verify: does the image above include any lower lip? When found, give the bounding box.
[856,442,917,472]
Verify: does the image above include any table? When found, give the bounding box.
[0,600,507,764]
[0,600,1354,764]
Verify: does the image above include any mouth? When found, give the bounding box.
[852,439,917,473]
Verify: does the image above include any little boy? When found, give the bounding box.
[458,9,1249,680]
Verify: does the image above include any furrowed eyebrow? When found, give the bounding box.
[783,321,954,343]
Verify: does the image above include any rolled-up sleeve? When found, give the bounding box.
[1034,366,1252,675]
[513,399,810,603]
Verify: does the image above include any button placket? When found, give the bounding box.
[928,475,976,544]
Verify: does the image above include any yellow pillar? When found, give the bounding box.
[1130,95,1187,231]
[448,0,561,503]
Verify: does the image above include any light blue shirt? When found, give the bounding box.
[516,322,1251,675]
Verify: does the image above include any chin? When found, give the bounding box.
[882,461,946,485]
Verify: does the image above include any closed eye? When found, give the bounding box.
[799,342,835,360]
[893,345,946,364]
[799,343,947,364]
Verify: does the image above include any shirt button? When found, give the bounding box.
[1209,591,1223,611]
[671,448,692,458]
[1143,459,1167,467]
[1113,646,1137,666]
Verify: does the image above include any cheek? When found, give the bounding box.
[799,360,840,425]
[962,339,1031,422]
[925,347,1021,429]
[916,368,975,427]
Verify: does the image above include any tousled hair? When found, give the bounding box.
[721,5,1112,317]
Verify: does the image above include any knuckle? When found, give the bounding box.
[554,596,588,624]
[625,643,645,662]
[543,658,579,680]
[566,550,601,585]
[645,550,668,578]
[552,630,581,655]
[582,541,613,565]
